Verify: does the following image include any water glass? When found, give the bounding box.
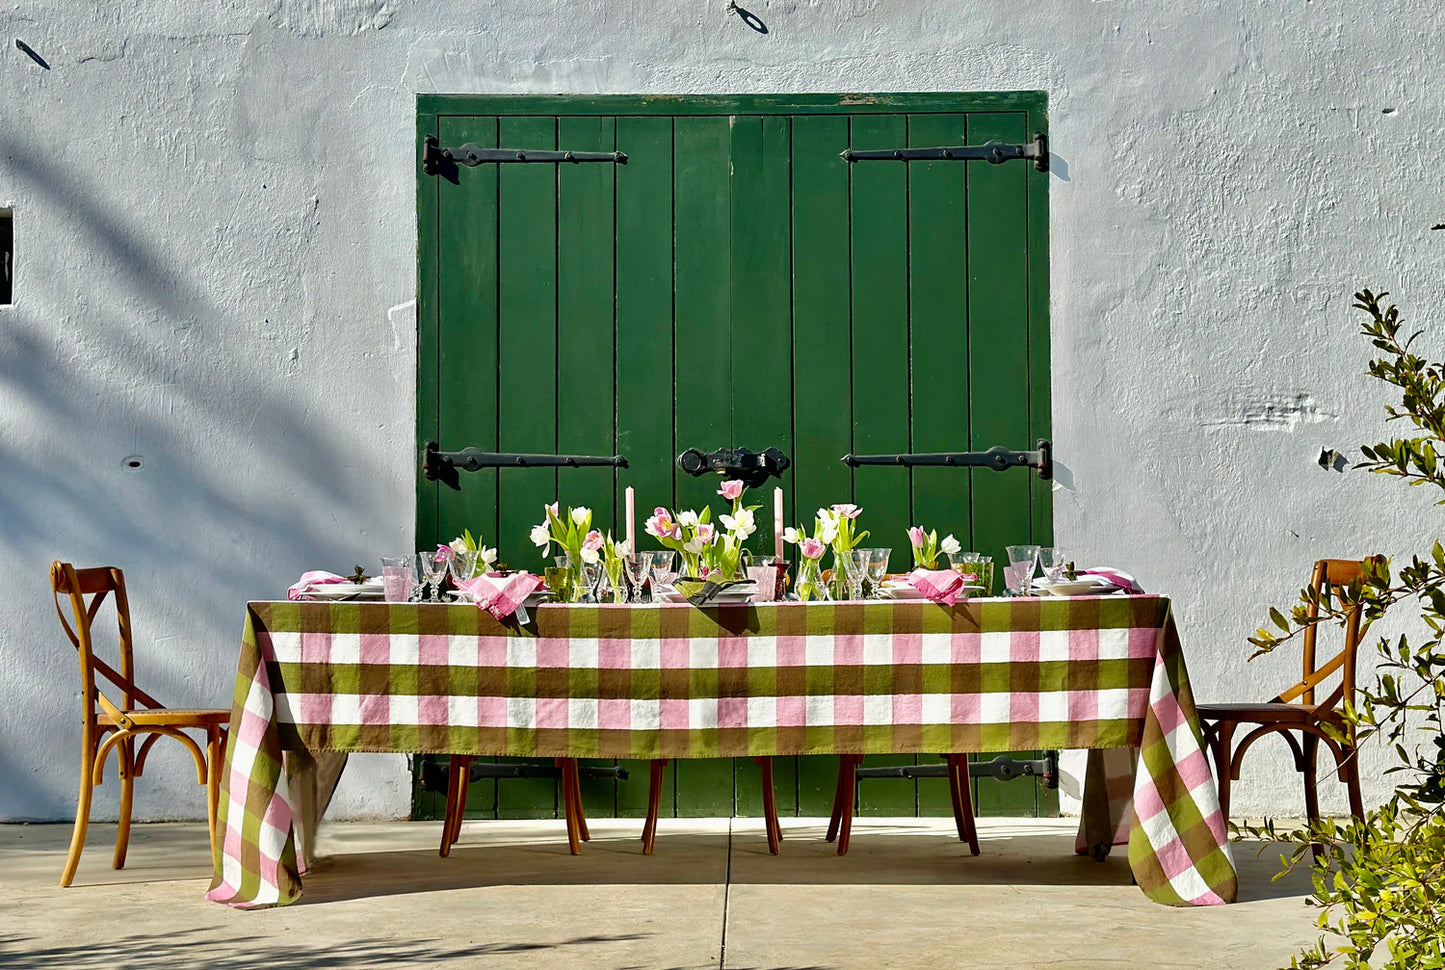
[647,550,678,601]
[380,556,416,602]
[1004,544,1041,596]
[623,555,652,603]
[416,551,448,602]
[842,549,871,601]
[949,552,993,595]
[1038,547,1068,584]
[447,550,480,586]
[746,557,789,602]
[864,548,891,598]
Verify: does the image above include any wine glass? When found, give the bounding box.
[843,549,870,601]
[416,551,448,602]
[1038,547,1068,585]
[447,550,480,588]
[647,551,677,603]
[1004,544,1041,596]
[865,548,891,598]
[623,555,652,603]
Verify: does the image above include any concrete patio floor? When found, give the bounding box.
[0,817,1324,970]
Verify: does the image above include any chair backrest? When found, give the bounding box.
[50,561,161,723]
[1274,557,1381,711]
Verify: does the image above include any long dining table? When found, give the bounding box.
[205,594,1237,909]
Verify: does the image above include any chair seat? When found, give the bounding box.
[1196,701,1334,725]
[99,708,230,727]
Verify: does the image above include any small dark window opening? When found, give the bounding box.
[0,209,12,305]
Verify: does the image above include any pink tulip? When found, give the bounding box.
[434,544,454,563]
[800,537,826,560]
[717,480,745,501]
[696,522,716,543]
[907,526,926,548]
[831,503,862,519]
[654,506,669,517]
[583,529,604,552]
[646,511,676,538]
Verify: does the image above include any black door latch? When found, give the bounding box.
[676,447,791,489]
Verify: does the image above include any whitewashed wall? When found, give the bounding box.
[1,0,1440,822]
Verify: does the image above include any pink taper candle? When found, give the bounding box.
[774,487,785,560]
[625,486,636,552]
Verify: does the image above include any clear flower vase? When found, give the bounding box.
[796,558,831,602]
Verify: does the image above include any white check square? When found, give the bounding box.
[921,633,952,666]
[329,633,361,665]
[805,694,833,726]
[979,631,1012,665]
[747,695,776,726]
[921,692,951,725]
[568,697,599,729]
[507,696,536,729]
[689,697,718,729]
[389,694,419,726]
[747,636,777,669]
[331,693,362,725]
[506,638,536,668]
[979,692,1011,724]
[1038,630,1072,663]
[864,693,893,725]
[1097,629,1131,660]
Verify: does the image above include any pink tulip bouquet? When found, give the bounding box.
[644,479,759,582]
[907,525,960,570]
[782,516,835,602]
[819,504,869,598]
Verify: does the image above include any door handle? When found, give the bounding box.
[676,446,791,489]
[841,440,1052,481]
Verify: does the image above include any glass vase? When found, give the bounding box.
[795,557,831,602]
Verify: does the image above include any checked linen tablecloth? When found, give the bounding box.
[206,596,1236,908]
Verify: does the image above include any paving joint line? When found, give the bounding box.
[719,816,734,969]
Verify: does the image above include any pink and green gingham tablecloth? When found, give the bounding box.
[206,596,1236,908]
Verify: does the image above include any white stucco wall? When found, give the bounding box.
[2,0,1441,823]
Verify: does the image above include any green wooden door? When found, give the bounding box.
[416,93,1052,822]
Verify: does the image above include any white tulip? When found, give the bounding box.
[480,546,499,567]
[684,537,704,555]
[783,527,800,544]
[614,540,631,557]
[530,524,551,548]
[818,522,838,545]
[449,537,468,555]
[722,508,756,538]
[678,509,699,527]
[580,547,600,565]
[571,506,591,526]
[940,534,961,555]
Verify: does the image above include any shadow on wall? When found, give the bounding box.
[0,932,652,970]
[0,132,403,817]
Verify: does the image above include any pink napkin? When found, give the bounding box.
[908,568,968,607]
[1079,568,1145,594]
[457,572,543,620]
[287,570,348,601]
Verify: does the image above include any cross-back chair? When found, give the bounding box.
[50,561,230,887]
[1198,557,1379,831]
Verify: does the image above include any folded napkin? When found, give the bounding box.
[457,572,543,620]
[672,577,751,607]
[1078,568,1145,594]
[287,570,349,601]
[907,568,968,607]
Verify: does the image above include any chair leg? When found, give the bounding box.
[557,758,581,855]
[1302,733,1321,828]
[947,755,981,856]
[825,755,850,844]
[205,729,223,862]
[642,759,666,855]
[113,737,134,870]
[1344,749,1365,821]
[439,755,470,857]
[757,757,781,855]
[61,739,96,888]
[563,760,590,843]
[836,754,859,856]
[1209,721,1236,821]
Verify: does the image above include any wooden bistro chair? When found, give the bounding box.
[826,754,980,856]
[50,561,230,887]
[1198,557,1377,835]
[438,756,594,856]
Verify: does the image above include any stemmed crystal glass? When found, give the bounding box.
[647,551,677,603]
[842,549,871,601]
[447,550,480,590]
[623,555,652,603]
[1004,544,1041,596]
[864,548,891,599]
[416,551,447,602]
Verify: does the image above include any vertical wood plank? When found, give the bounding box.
[966,111,1039,817]
[615,115,677,811]
[729,114,795,815]
[790,113,854,815]
[416,112,442,553]
[557,117,619,578]
[495,115,563,818]
[435,116,501,560]
[671,114,735,817]
[1026,102,1053,556]
[849,113,917,817]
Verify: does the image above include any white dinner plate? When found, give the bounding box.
[305,583,385,601]
[661,583,757,604]
[1034,580,1108,597]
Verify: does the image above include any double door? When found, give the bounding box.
[416,93,1052,821]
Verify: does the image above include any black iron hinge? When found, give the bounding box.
[841,440,1052,481]
[841,131,1048,172]
[422,441,627,491]
[422,135,626,175]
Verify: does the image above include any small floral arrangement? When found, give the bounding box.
[907,525,960,570]
[819,504,869,597]
[434,529,498,580]
[645,505,712,577]
[530,504,602,566]
[601,533,631,602]
[783,517,833,601]
[644,480,759,582]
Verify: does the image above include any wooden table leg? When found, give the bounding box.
[757,757,781,855]
[825,755,849,844]
[836,754,859,856]
[642,759,665,855]
[557,758,582,855]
